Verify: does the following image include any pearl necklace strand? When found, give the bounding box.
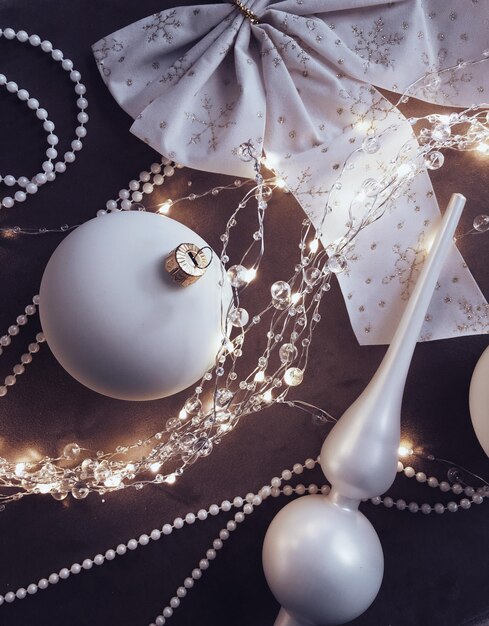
[0,28,87,210]
[0,455,485,623]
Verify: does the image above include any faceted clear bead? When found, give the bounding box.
[432,123,451,142]
[284,367,304,386]
[362,136,380,154]
[327,254,347,274]
[192,437,213,457]
[227,265,248,288]
[303,267,322,286]
[362,177,382,197]
[424,151,445,170]
[184,397,202,416]
[473,214,489,233]
[71,481,89,499]
[279,343,298,365]
[228,307,249,327]
[63,442,80,460]
[165,417,180,431]
[423,73,441,92]
[271,281,291,309]
[215,388,234,408]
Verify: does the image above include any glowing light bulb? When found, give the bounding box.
[309,239,319,254]
[158,200,172,214]
[263,389,273,403]
[355,120,371,132]
[246,268,257,282]
[476,143,489,154]
[15,462,26,477]
[165,473,177,485]
[104,474,122,488]
[150,462,161,473]
[275,177,287,189]
[179,409,188,420]
[39,483,55,494]
[254,370,265,383]
[125,463,136,472]
[398,443,413,457]
[291,292,301,305]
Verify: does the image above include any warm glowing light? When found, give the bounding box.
[165,473,177,484]
[150,462,161,473]
[254,370,265,383]
[15,462,26,477]
[275,177,287,189]
[263,389,273,403]
[355,120,371,132]
[158,200,172,214]
[397,163,414,178]
[476,143,489,155]
[291,292,301,305]
[309,239,319,253]
[246,268,257,282]
[398,443,413,457]
[39,483,55,494]
[125,463,136,472]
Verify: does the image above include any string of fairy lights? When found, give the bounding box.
[0,34,488,508]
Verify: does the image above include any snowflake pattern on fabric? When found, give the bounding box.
[143,10,182,44]
[186,96,237,151]
[351,17,404,73]
[382,233,427,301]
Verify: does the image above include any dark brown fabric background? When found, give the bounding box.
[0,1,488,625]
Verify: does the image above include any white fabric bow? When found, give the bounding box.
[93,0,489,344]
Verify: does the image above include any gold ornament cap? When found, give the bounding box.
[165,242,210,287]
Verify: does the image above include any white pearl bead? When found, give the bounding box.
[271,487,281,497]
[183,577,194,589]
[415,472,427,483]
[439,481,451,492]
[116,544,127,555]
[162,524,173,535]
[140,171,151,182]
[143,182,154,194]
[47,134,59,146]
[221,500,232,512]
[46,148,58,159]
[72,139,83,151]
[42,161,54,172]
[82,559,93,569]
[206,549,217,560]
[219,529,229,540]
[59,568,70,579]
[163,607,173,618]
[76,125,87,138]
[421,503,431,514]
[173,517,184,529]
[38,579,49,590]
[27,97,39,110]
[260,486,271,498]
[427,476,439,488]
[2,196,14,208]
[6,81,18,93]
[129,180,140,191]
[305,458,316,470]
[197,509,208,521]
[151,163,162,173]
[155,617,166,626]
[447,501,458,512]
[17,88,29,100]
[293,463,304,474]
[170,596,180,608]
[64,152,76,163]
[185,513,196,524]
[70,70,81,82]
[0,595,3,605]
[308,484,319,494]
[383,496,394,508]
[396,499,406,510]
[5,591,15,603]
[16,588,27,600]
[105,549,116,560]
[36,108,48,120]
[153,174,164,185]
[127,539,138,551]
[452,483,463,495]
[371,496,382,505]
[191,569,202,580]
[233,497,244,508]
[139,534,150,546]
[94,554,104,565]
[0,74,6,85]
[29,34,41,45]
[43,119,55,132]
[434,503,445,514]
[460,498,471,509]
[177,586,187,598]
[213,539,223,550]
[226,520,237,531]
[271,477,281,488]
[408,502,419,513]
[121,199,132,211]
[209,504,220,516]
[76,98,88,110]
[62,59,73,71]
[55,161,66,173]
[77,112,88,124]
[70,563,81,575]
[163,165,175,176]
[3,28,16,40]
[46,172,56,182]
[295,484,306,495]
[75,83,86,95]
[41,40,53,52]
[4,175,15,186]
[235,512,245,523]
[35,173,48,185]
[281,469,292,480]
[131,191,143,202]
[26,183,38,194]
[27,584,38,594]
[15,30,28,42]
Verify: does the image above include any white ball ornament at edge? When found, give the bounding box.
[39,211,232,401]
[469,345,489,457]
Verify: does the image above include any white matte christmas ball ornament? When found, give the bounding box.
[39,211,231,400]
[469,345,489,457]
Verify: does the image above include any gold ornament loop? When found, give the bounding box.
[233,0,260,24]
[165,242,211,287]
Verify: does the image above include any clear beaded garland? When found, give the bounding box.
[0,51,488,506]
